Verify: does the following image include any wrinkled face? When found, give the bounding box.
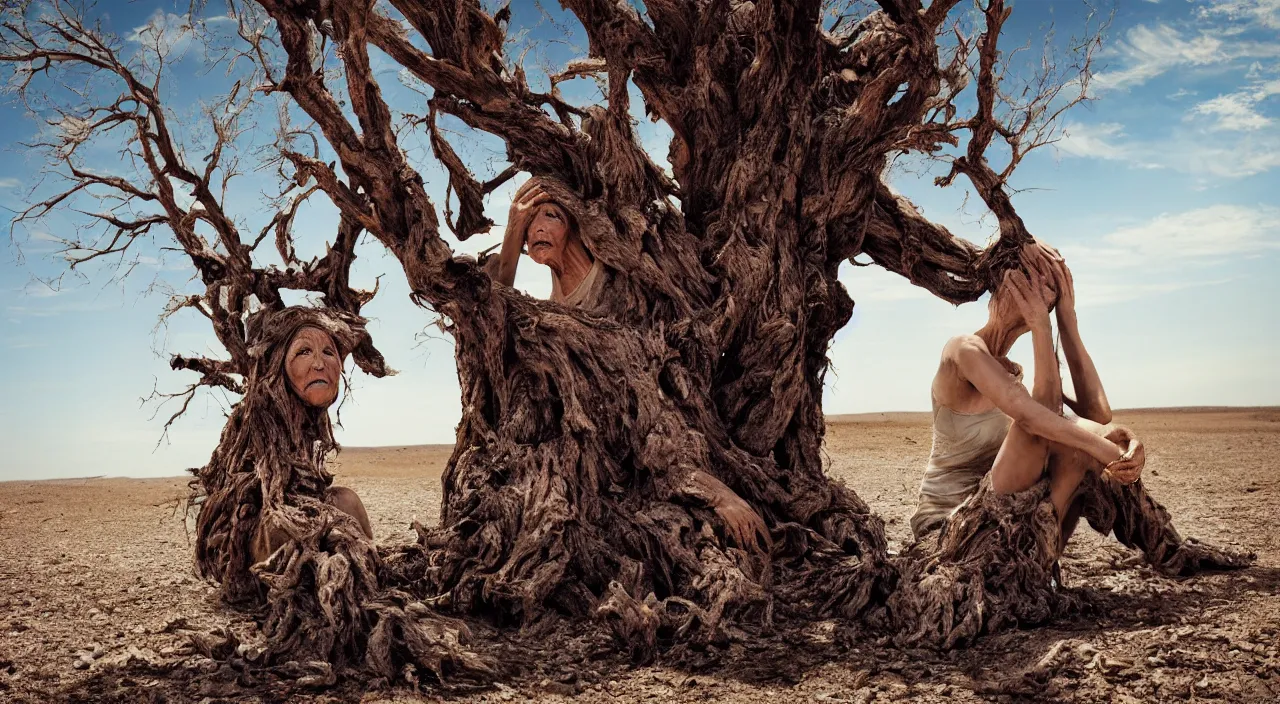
[285,326,341,408]
[525,202,571,267]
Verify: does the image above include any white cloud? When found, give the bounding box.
[1057,122,1132,160]
[1095,25,1228,90]
[1054,206,1277,307]
[1192,93,1273,130]
[19,280,61,298]
[1190,78,1280,131]
[0,177,19,189]
[1169,133,1280,178]
[127,10,195,56]
[1094,23,1280,91]
[1056,119,1280,178]
[1102,204,1280,259]
[1201,0,1280,30]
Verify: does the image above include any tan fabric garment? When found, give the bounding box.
[550,258,605,309]
[909,401,1012,539]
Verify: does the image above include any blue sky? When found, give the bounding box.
[2,0,1278,481]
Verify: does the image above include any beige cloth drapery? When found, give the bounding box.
[909,403,1012,539]
[550,258,605,309]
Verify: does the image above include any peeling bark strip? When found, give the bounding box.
[0,0,1251,683]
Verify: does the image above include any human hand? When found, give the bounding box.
[1003,269,1052,331]
[505,180,553,250]
[714,494,772,555]
[1050,257,1077,323]
[1103,426,1145,485]
[686,471,771,554]
[1029,238,1063,265]
[1021,241,1060,308]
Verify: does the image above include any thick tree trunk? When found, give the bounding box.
[2,0,1254,684]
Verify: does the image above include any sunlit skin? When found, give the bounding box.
[931,242,1144,550]
[285,326,342,409]
[509,187,595,297]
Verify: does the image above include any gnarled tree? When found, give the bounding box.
[3,0,1242,681]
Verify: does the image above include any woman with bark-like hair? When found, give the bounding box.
[193,307,378,606]
[191,306,489,679]
[489,178,605,310]
[891,244,1253,648]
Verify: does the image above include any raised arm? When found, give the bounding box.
[953,271,1123,467]
[1052,260,1113,423]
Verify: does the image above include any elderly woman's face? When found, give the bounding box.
[285,326,341,408]
[525,203,570,267]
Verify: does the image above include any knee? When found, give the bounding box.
[1053,447,1097,477]
[326,486,373,538]
[326,485,361,511]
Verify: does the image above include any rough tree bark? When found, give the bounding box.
[0,2,493,683]
[1,0,1247,682]
[241,0,1079,657]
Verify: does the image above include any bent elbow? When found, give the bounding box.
[1089,397,1113,424]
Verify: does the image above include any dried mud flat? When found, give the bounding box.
[2,408,1277,703]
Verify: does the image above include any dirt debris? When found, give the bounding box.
[2,408,1278,702]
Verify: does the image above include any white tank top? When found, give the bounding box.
[908,401,1012,538]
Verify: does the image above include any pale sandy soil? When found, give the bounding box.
[1,408,1277,702]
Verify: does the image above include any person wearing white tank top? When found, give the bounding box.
[912,242,1145,548]
[891,242,1252,650]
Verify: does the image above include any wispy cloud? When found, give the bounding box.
[1057,122,1135,161]
[1102,204,1280,259]
[1055,119,1280,178]
[19,280,61,298]
[1095,25,1231,90]
[1057,206,1276,305]
[127,10,196,57]
[0,177,20,189]
[1189,78,1280,131]
[1201,0,1280,30]
[1192,93,1273,130]
[1094,23,1280,91]
[1062,204,1280,274]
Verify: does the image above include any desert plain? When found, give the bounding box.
[1,408,1277,702]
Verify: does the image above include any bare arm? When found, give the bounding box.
[955,339,1120,465]
[1053,261,1112,423]
[952,260,1124,469]
[988,313,1060,492]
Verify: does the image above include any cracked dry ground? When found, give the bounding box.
[2,408,1277,703]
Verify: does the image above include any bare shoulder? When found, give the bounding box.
[942,334,991,363]
[934,335,984,405]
